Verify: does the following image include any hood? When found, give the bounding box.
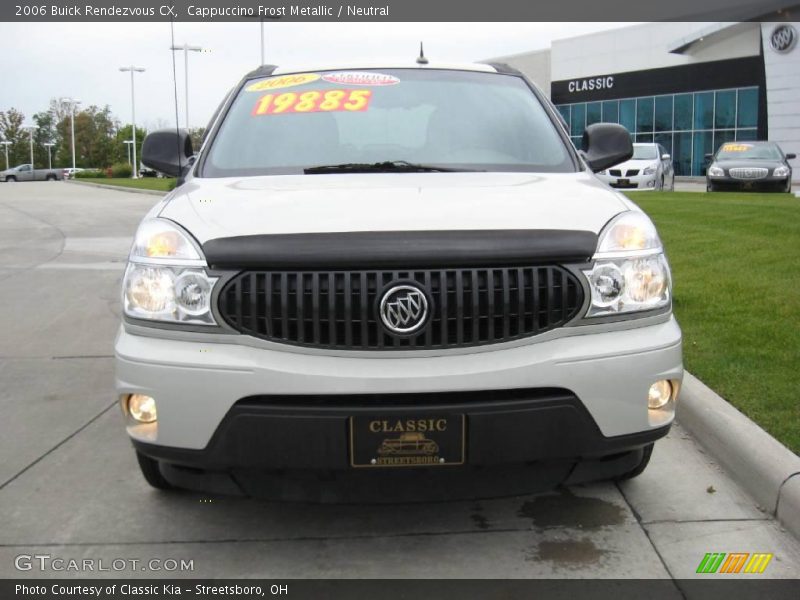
[714,159,786,170]
[158,172,629,244]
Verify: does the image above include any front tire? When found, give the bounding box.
[5,175,16,182]
[135,451,173,490]
[615,443,654,481]
[706,181,717,192]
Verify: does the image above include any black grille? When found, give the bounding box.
[217,266,584,350]
[625,169,640,177]
[609,169,622,177]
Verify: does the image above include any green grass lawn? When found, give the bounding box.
[78,177,176,192]
[625,191,800,453]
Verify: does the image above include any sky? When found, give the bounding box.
[0,22,633,131]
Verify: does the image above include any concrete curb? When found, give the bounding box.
[66,179,167,197]
[677,372,800,539]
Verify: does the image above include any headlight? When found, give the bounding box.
[584,212,671,317]
[707,165,724,177]
[643,164,657,175]
[122,219,217,325]
[774,165,790,177]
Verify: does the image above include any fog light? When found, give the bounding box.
[128,394,157,423]
[648,380,672,410]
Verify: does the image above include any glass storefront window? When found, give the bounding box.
[636,97,654,133]
[694,92,714,130]
[736,128,758,141]
[673,132,692,176]
[655,96,673,132]
[674,94,693,131]
[654,133,672,158]
[619,99,635,133]
[553,85,759,175]
[714,90,736,129]
[737,88,758,129]
[557,105,571,131]
[602,100,619,123]
[586,102,602,126]
[571,103,586,136]
[692,130,713,176]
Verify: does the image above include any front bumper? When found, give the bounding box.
[597,173,659,190]
[707,174,789,191]
[116,317,683,468]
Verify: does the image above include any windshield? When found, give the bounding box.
[716,143,782,161]
[631,145,658,160]
[201,69,574,177]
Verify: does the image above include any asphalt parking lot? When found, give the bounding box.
[1,181,799,582]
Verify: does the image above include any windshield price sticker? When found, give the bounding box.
[245,73,321,92]
[721,143,753,152]
[321,72,400,86]
[252,89,372,115]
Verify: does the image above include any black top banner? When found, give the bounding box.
[1,0,798,22]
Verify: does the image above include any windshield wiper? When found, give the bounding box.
[304,160,481,174]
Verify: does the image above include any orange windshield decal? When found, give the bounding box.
[252,89,372,115]
[246,74,320,92]
[721,143,753,152]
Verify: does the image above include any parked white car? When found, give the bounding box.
[597,143,674,191]
[61,168,84,179]
[118,63,682,496]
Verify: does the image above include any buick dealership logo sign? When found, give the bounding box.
[770,24,797,54]
[380,285,428,334]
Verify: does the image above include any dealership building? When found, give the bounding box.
[489,21,799,177]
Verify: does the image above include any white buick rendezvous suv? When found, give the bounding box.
[116,63,682,498]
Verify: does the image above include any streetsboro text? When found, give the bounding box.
[15,584,279,596]
[187,5,390,18]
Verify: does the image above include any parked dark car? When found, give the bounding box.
[706,141,794,193]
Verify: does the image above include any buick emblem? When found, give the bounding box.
[770,24,797,54]
[379,285,429,334]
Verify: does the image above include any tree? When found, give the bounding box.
[58,104,119,169]
[0,108,27,167]
[114,123,147,166]
[33,111,58,168]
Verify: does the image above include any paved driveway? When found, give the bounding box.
[1,182,799,583]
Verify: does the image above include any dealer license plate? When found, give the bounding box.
[349,414,465,468]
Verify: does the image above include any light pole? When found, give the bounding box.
[169,43,209,129]
[44,142,54,170]
[260,19,265,64]
[124,140,134,165]
[119,66,145,178]
[0,141,10,170]
[60,98,81,170]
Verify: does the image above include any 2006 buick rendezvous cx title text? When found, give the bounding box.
[115,62,682,497]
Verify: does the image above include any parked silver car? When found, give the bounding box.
[117,63,682,496]
[597,143,674,191]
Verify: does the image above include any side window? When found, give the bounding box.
[19,165,31,172]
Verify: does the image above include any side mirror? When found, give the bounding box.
[580,123,633,173]
[141,129,193,178]
[704,153,713,161]
[662,153,671,160]
[786,153,796,160]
